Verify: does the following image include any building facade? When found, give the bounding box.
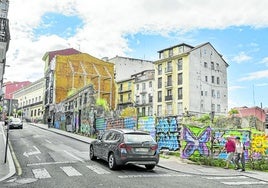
[3,81,31,99]
[116,78,135,111]
[42,49,115,123]
[13,78,45,122]
[132,70,155,116]
[154,42,228,117]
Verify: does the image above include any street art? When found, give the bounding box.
[181,125,211,159]
[96,117,106,131]
[251,134,268,159]
[138,116,156,138]
[212,129,250,160]
[156,117,180,151]
[124,117,136,129]
[106,118,124,129]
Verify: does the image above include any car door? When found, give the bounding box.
[98,131,112,160]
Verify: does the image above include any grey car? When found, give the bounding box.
[89,129,159,170]
[8,118,23,129]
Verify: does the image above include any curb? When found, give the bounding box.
[0,125,16,182]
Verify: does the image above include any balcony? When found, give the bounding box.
[165,95,173,101]
[165,82,173,88]
[165,67,172,74]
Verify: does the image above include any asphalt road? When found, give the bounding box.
[1,123,267,188]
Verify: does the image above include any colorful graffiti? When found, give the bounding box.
[106,118,124,129]
[251,134,268,159]
[156,117,180,151]
[180,125,211,159]
[212,129,250,160]
[138,116,156,138]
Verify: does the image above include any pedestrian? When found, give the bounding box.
[47,117,51,128]
[234,136,245,171]
[224,135,236,169]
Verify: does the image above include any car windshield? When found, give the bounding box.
[11,118,21,123]
[124,134,154,143]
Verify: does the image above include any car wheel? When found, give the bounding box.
[145,164,155,170]
[89,145,96,160]
[108,153,117,170]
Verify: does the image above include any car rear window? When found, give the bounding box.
[124,134,154,143]
[12,118,21,123]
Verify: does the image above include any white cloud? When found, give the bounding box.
[259,57,268,66]
[239,70,268,81]
[5,0,268,81]
[228,85,246,91]
[232,52,252,63]
[255,83,268,87]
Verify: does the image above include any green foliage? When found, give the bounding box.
[228,108,239,116]
[197,114,211,124]
[248,157,268,171]
[17,110,22,116]
[96,98,109,111]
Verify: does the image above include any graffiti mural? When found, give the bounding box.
[212,129,250,160]
[138,116,156,138]
[124,117,136,129]
[181,125,211,159]
[106,118,124,129]
[251,134,268,159]
[156,117,180,151]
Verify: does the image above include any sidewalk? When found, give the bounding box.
[0,122,16,182]
[30,123,267,182]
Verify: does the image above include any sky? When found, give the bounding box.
[4,0,268,109]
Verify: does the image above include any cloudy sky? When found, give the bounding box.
[5,0,268,108]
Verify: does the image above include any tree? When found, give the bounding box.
[228,108,239,117]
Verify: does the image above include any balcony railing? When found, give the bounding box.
[165,95,173,101]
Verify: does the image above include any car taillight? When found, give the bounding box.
[150,144,158,150]
[119,143,132,151]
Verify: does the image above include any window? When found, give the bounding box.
[211,76,215,84]
[149,81,152,88]
[217,104,221,112]
[167,89,172,97]
[34,109,37,116]
[157,105,162,116]
[128,93,131,101]
[201,91,204,96]
[136,96,140,104]
[178,73,183,85]
[216,63,219,70]
[167,75,172,86]
[177,102,183,115]
[84,93,87,104]
[217,91,220,98]
[136,84,139,90]
[158,77,162,88]
[178,88,183,100]
[212,89,215,98]
[148,94,153,103]
[166,104,172,115]
[159,52,163,59]
[39,96,41,101]
[119,84,123,91]
[148,107,153,116]
[142,94,146,104]
[217,77,220,85]
[205,76,208,82]
[120,95,123,102]
[205,91,208,96]
[35,97,37,102]
[167,61,172,72]
[211,62,215,70]
[177,59,182,71]
[142,83,146,91]
[157,91,162,102]
[158,64,162,75]
[211,104,215,111]
[204,62,207,68]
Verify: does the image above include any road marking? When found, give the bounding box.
[64,150,84,162]
[204,176,247,180]
[27,161,77,167]
[86,165,111,174]
[32,168,51,179]
[23,146,41,157]
[45,139,52,144]
[118,174,192,179]
[60,166,82,176]
[36,156,41,161]
[222,181,268,185]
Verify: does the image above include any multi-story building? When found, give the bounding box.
[0,0,10,99]
[109,56,154,112]
[13,78,45,122]
[116,78,135,111]
[42,48,115,123]
[3,81,31,99]
[154,42,228,117]
[131,70,155,116]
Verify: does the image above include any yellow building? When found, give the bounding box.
[154,43,228,117]
[42,48,115,121]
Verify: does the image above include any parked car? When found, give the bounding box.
[89,129,159,170]
[8,118,23,129]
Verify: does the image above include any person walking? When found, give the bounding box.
[224,135,236,169]
[234,136,245,171]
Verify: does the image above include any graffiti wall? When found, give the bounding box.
[251,133,268,159]
[213,129,251,160]
[156,117,180,151]
[180,125,211,159]
[138,116,156,138]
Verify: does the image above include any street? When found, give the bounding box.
[1,123,267,188]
